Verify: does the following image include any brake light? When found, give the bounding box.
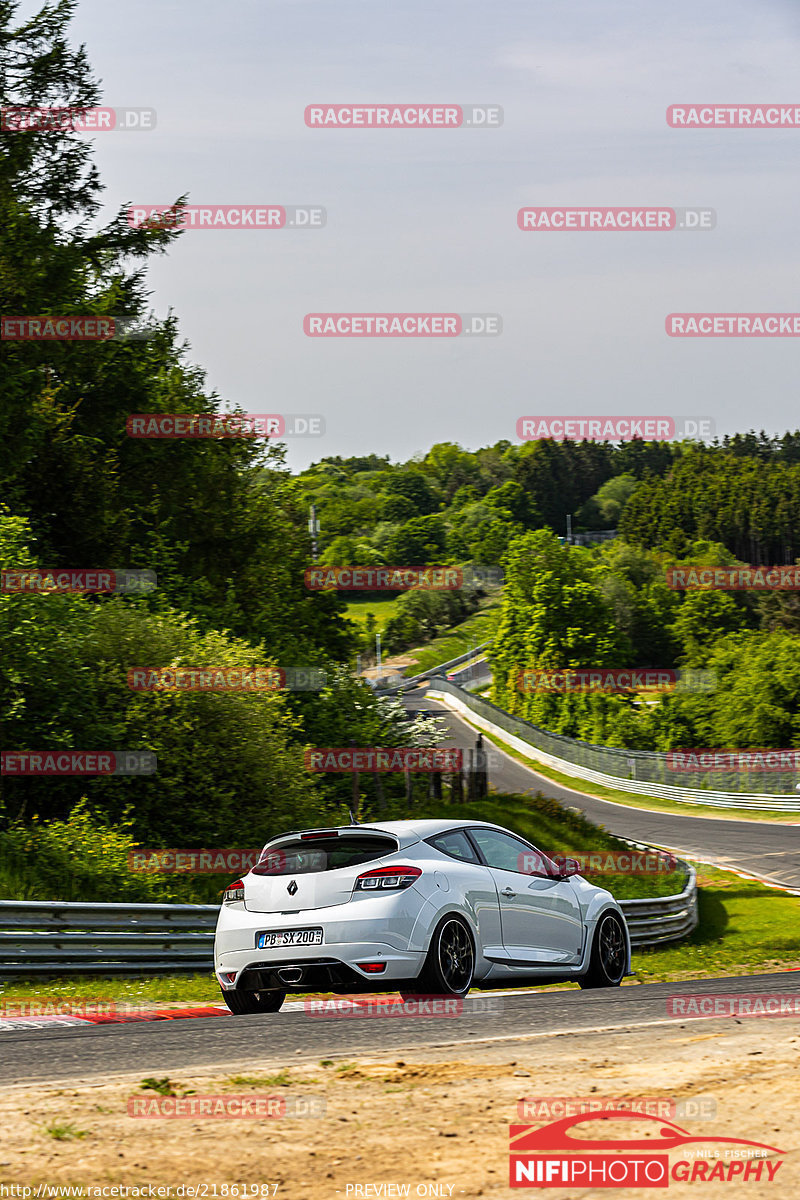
[354,865,422,891]
[223,879,245,903]
[301,830,339,840]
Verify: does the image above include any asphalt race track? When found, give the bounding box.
[407,687,800,890]
[1,973,798,1085]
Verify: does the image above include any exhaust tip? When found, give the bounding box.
[277,967,304,985]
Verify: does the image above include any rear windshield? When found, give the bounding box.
[253,834,398,875]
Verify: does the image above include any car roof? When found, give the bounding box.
[271,818,517,849]
[358,818,501,836]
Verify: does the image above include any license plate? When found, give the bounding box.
[257,928,323,949]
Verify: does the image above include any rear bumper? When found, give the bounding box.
[221,955,428,993]
[215,892,430,988]
[215,945,427,990]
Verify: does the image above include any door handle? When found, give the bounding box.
[501,887,516,898]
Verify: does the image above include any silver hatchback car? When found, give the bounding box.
[214,818,631,1013]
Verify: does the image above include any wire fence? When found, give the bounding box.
[429,680,800,809]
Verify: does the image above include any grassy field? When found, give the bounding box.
[402,601,502,675]
[630,864,800,983]
[343,587,502,675]
[344,597,400,633]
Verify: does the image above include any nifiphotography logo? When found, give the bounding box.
[509,1111,785,1187]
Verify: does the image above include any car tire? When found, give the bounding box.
[220,987,286,1014]
[578,911,627,988]
[403,914,475,998]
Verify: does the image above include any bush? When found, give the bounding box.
[0,802,171,902]
[0,801,251,903]
[1,587,320,846]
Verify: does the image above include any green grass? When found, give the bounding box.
[629,865,800,983]
[0,974,222,1006]
[344,598,400,633]
[42,1122,88,1141]
[403,601,502,676]
[228,1071,293,1087]
[140,1077,182,1096]
[439,704,800,824]
[139,1076,195,1098]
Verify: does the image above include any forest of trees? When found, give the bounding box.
[0,1,441,881]
[300,433,800,574]
[490,529,800,753]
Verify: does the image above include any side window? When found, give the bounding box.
[470,828,550,876]
[428,829,481,865]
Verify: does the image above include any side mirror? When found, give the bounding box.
[558,857,581,879]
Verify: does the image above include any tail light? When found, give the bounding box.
[223,879,245,903]
[354,865,422,892]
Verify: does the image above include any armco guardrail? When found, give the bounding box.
[447,656,491,689]
[0,899,218,976]
[620,864,698,947]
[380,642,491,693]
[428,680,800,810]
[0,866,696,976]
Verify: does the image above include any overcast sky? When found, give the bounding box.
[50,0,800,468]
